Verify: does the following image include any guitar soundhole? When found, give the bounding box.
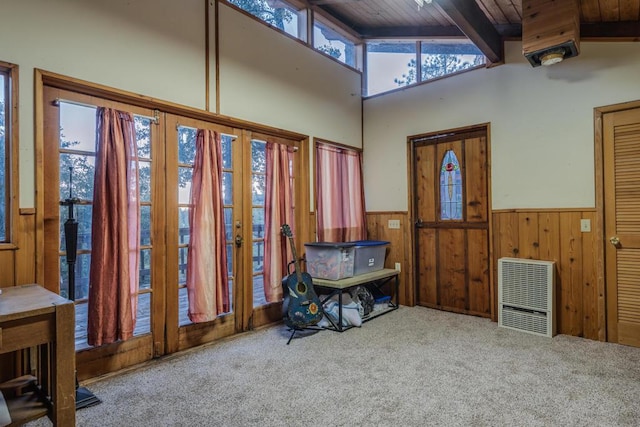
[296,282,307,294]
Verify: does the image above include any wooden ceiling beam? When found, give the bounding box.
[358,24,522,39]
[358,25,465,39]
[432,0,504,63]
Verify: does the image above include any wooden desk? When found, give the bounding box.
[0,284,76,426]
[313,268,399,332]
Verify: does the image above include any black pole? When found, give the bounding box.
[61,167,101,410]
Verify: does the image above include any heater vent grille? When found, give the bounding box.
[498,258,556,337]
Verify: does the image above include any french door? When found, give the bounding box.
[412,127,491,317]
[42,87,305,378]
[43,87,165,377]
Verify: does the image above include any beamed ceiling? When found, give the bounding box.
[307,0,640,63]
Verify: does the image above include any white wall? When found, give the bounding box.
[0,0,362,208]
[218,4,362,147]
[363,41,640,211]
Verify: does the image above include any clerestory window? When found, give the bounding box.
[366,40,485,97]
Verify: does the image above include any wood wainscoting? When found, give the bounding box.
[367,209,604,341]
[0,208,37,288]
[366,212,414,307]
[493,209,602,341]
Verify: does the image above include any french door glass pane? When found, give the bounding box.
[251,140,266,307]
[177,129,235,325]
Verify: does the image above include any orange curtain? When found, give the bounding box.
[87,108,140,347]
[316,143,366,242]
[263,142,295,303]
[186,129,229,322]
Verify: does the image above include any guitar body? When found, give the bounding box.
[284,270,323,328]
[281,224,323,329]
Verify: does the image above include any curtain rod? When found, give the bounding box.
[176,123,238,140]
[53,98,160,125]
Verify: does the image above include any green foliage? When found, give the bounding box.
[227,0,293,31]
[394,54,484,86]
[316,45,342,60]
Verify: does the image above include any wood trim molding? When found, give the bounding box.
[37,69,307,141]
[493,207,597,213]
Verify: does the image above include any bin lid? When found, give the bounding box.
[304,242,356,248]
[351,240,390,247]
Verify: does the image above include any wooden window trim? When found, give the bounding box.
[0,61,18,249]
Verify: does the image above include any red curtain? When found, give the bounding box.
[263,142,295,303]
[316,142,366,242]
[87,108,140,347]
[186,129,229,322]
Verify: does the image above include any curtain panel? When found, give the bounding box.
[315,142,366,242]
[186,129,229,323]
[263,142,295,303]
[87,108,140,347]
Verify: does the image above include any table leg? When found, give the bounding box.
[53,303,75,426]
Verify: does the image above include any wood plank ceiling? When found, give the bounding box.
[308,0,640,63]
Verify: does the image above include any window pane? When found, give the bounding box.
[178,247,188,285]
[59,204,93,252]
[314,19,356,67]
[252,174,265,205]
[252,241,264,273]
[59,153,95,201]
[178,126,196,165]
[178,167,192,204]
[421,42,484,82]
[139,160,151,202]
[251,140,266,173]
[0,74,6,242]
[135,116,152,159]
[224,207,233,241]
[221,134,233,169]
[179,207,190,244]
[227,0,300,39]
[440,149,463,220]
[59,103,97,153]
[227,243,233,276]
[140,205,151,246]
[134,292,151,336]
[223,171,233,205]
[252,207,264,239]
[140,248,152,289]
[60,253,91,301]
[366,42,417,96]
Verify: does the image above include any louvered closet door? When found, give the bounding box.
[604,107,640,347]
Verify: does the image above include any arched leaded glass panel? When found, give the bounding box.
[440,149,462,220]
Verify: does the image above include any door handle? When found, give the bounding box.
[235,234,243,247]
[609,236,620,247]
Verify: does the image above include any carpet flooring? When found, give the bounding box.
[28,306,640,426]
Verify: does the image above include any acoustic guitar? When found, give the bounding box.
[281,224,323,328]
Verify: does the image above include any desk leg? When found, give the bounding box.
[337,292,343,332]
[53,303,76,426]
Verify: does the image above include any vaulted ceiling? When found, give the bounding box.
[309,0,640,63]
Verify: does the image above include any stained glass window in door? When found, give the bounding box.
[440,149,462,220]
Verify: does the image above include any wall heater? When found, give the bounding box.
[498,257,556,338]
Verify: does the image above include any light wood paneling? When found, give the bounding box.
[492,209,601,340]
[369,209,602,340]
[366,212,413,306]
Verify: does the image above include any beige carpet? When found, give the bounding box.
[29,306,640,426]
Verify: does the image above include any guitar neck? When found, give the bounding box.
[288,235,303,283]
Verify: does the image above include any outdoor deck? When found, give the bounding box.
[74,278,267,350]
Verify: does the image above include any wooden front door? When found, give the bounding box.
[604,107,640,347]
[412,127,490,317]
